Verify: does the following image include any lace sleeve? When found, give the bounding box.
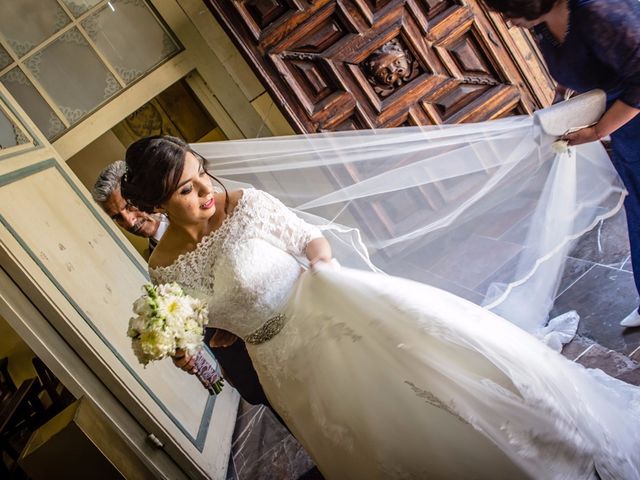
[246,189,323,256]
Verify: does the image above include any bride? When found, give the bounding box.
[122,135,640,480]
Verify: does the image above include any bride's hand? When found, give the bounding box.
[309,255,333,269]
[310,257,341,271]
[306,237,333,270]
[173,349,198,374]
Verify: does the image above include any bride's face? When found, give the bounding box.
[160,152,216,224]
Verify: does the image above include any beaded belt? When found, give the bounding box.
[245,313,287,345]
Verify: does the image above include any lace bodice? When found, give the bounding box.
[149,189,322,339]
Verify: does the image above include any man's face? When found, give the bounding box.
[102,188,159,238]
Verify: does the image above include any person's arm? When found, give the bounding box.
[563,3,640,145]
[253,189,332,265]
[564,100,640,145]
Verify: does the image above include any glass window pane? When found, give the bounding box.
[0,67,64,140]
[0,105,30,149]
[0,44,12,70]
[82,0,179,84]
[24,28,121,126]
[0,0,71,57]
[61,0,103,18]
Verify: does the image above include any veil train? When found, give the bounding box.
[194,90,624,347]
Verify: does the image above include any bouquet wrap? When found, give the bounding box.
[193,350,224,395]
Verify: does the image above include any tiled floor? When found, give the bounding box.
[226,401,315,480]
[227,208,640,480]
[553,208,640,375]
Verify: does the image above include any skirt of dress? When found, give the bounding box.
[247,265,640,480]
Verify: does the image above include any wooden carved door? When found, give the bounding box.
[204,0,554,132]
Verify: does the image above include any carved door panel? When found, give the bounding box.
[204,0,554,133]
[204,0,554,256]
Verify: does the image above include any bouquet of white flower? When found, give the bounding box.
[127,283,223,394]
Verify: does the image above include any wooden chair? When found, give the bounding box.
[32,357,74,419]
[0,377,45,477]
[0,358,16,402]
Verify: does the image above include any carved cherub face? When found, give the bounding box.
[370,50,410,86]
[366,39,413,88]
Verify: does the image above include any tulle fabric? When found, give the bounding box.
[246,264,640,480]
[193,115,625,342]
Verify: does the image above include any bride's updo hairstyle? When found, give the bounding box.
[122,135,228,214]
[482,0,558,20]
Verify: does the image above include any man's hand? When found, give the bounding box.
[210,329,238,348]
[172,349,197,374]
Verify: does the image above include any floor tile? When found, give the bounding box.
[552,264,640,354]
[474,197,536,239]
[556,257,595,297]
[572,341,639,383]
[405,234,521,291]
[560,335,595,361]
[569,209,631,270]
[386,259,486,304]
[230,403,314,480]
[615,367,640,386]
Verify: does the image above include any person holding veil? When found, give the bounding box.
[122,134,640,480]
[481,0,640,328]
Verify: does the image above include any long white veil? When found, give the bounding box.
[193,92,625,347]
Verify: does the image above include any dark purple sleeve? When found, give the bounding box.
[580,1,640,108]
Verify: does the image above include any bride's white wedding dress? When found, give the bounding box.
[151,188,640,480]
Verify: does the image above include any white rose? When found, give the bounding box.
[178,330,203,353]
[131,339,149,365]
[132,296,152,316]
[551,140,570,155]
[157,283,183,298]
[127,315,146,337]
[140,329,175,361]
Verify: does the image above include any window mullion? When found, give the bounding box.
[0,33,70,129]
[77,29,127,88]
[15,64,72,128]
[54,0,127,88]
[54,0,111,22]
[21,22,76,61]
[0,35,16,77]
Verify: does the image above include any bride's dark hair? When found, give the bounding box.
[121,135,229,214]
[482,0,558,20]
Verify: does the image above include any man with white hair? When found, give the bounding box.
[92,161,168,256]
